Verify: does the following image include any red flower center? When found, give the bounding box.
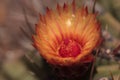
[59,39,81,58]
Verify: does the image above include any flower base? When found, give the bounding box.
[50,62,97,80]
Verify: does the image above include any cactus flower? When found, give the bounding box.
[33,1,101,66]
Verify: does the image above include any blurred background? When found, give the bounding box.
[0,0,120,80]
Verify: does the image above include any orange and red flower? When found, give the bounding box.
[33,1,102,66]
